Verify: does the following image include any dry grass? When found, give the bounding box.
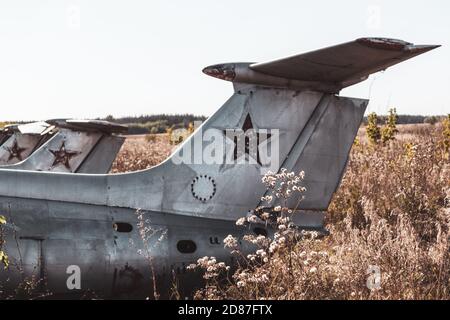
[113,123,449,300]
[110,134,173,173]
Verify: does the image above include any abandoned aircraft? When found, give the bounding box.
[0,119,128,173]
[0,122,55,166]
[0,38,438,299]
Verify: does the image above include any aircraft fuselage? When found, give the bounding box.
[0,197,255,299]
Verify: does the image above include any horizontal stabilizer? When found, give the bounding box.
[250,38,439,90]
[46,119,128,134]
[17,121,52,135]
[1,124,19,133]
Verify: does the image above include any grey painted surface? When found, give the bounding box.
[0,132,8,146]
[203,38,439,93]
[77,135,125,174]
[0,128,125,174]
[0,89,365,221]
[0,37,437,298]
[0,197,252,297]
[3,129,103,172]
[0,133,50,165]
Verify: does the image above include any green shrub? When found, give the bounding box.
[381,108,399,143]
[366,112,381,144]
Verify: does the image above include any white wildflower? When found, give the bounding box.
[223,235,238,249]
[236,217,247,226]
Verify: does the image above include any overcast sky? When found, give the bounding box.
[0,0,448,121]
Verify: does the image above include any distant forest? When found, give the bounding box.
[100,114,446,135]
[1,114,446,135]
[101,114,207,134]
[361,114,446,125]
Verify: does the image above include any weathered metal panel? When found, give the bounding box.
[290,96,368,209]
[5,129,102,172]
[0,89,320,225]
[0,120,126,173]
[0,37,437,298]
[17,121,51,135]
[249,38,439,91]
[48,119,128,134]
[0,196,251,297]
[77,135,125,174]
[0,133,44,165]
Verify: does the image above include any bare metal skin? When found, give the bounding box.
[0,38,438,299]
[0,119,127,173]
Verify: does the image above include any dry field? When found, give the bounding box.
[111,134,174,173]
[112,122,450,300]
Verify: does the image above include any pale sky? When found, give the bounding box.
[0,0,448,121]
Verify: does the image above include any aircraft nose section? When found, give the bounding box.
[202,64,236,81]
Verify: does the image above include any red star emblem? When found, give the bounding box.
[49,141,80,169]
[5,139,27,161]
[223,114,272,166]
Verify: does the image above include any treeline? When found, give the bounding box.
[101,114,207,134]
[362,114,446,125]
[3,113,445,134]
[109,113,446,135]
[104,113,446,135]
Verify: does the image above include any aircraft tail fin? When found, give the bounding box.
[0,38,435,232]
[2,128,124,174]
[0,122,55,165]
[110,86,367,229]
[0,87,368,231]
[77,135,125,173]
[105,39,436,227]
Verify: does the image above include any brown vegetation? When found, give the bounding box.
[110,134,173,173]
[113,121,449,300]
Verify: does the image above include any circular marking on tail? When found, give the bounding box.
[191,175,216,203]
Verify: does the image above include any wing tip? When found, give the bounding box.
[46,119,129,134]
[405,44,441,54]
[356,37,412,50]
[357,37,441,52]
